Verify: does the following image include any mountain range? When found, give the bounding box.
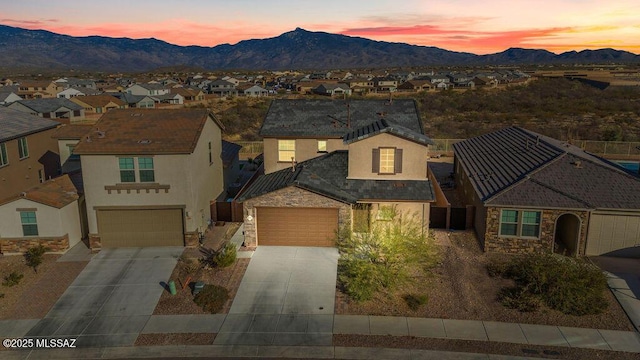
[0,25,638,73]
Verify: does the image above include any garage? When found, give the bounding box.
[256,207,338,247]
[97,208,184,248]
[586,212,640,256]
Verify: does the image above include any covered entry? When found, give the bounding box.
[587,212,640,256]
[97,208,184,247]
[553,213,581,256]
[256,207,338,247]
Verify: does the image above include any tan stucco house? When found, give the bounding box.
[73,109,225,249]
[238,99,436,247]
[453,127,640,257]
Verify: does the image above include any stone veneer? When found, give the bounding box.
[0,234,69,254]
[242,186,351,247]
[184,232,199,247]
[89,234,102,251]
[484,207,589,255]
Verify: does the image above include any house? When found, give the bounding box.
[0,175,82,254]
[51,124,93,173]
[0,88,22,105]
[55,78,97,90]
[0,107,61,201]
[8,98,85,123]
[397,80,434,92]
[16,80,62,99]
[221,140,243,195]
[171,87,206,102]
[70,95,127,116]
[373,77,398,92]
[452,127,640,257]
[126,83,170,97]
[237,99,436,247]
[73,109,225,249]
[313,83,352,97]
[112,93,156,109]
[345,78,375,94]
[57,87,101,99]
[151,93,184,105]
[238,84,269,97]
[208,80,238,97]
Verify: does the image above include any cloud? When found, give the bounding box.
[0,18,59,27]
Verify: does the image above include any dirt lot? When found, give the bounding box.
[336,230,634,331]
[0,254,87,319]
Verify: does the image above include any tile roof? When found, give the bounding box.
[453,126,640,209]
[343,118,434,146]
[259,99,424,138]
[237,151,435,204]
[13,98,84,113]
[0,175,78,208]
[71,95,125,108]
[0,107,60,142]
[51,124,93,139]
[221,140,242,167]
[73,109,221,155]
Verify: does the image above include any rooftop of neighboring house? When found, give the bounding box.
[51,124,94,140]
[0,107,60,142]
[343,118,433,146]
[17,80,56,88]
[171,87,203,97]
[133,83,168,91]
[259,99,424,138]
[0,174,78,208]
[452,126,640,209]
[12,98,84,113]
[62,86,102,95]
[237,151,435,204]
[71,95,125,108]
[73,108,222,155]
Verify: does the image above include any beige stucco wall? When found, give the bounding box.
[347,133,429,180]
[0,198,80,246]
[368,201,431,233]
[57,139,79,164]
[82,117,224,236]
[0,128,59,200]
[263,137,347,174]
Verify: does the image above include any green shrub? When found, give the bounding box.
[2,271,24,287]
[403,293,428,311]
[213,243,237,268]
[24,245,49,273]
[497,286,540,312]
[193,284,229,313]
[492,254,609,316]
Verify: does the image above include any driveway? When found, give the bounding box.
[25,247,183,347]
[591,256,640,332]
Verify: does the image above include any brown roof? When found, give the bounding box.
[171,87,202,97]
[73,108,223,155]
[51,124,94,139]
[71,95,125,108]
[0,175,78,208]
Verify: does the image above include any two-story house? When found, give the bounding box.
[126,83,171,97]
[8,98,85,124]
[237,99,436,247]
[73,109,225,250]
[16,80,62,99]
[208,80,238,97]
[70,95,127,116]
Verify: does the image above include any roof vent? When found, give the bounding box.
[85,135,92,143]
[572,160,583,168]
[96,130,105,138]
[131,113,143,117]
[138,139,152,144]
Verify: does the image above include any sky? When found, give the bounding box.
[1,0,639,55]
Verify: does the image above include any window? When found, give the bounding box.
[499,209,541,238]
[138,157,155,182]
[20,211,38,236]
[208,141,212,164]
[119,157,136,182]
[38,169,44,183]
[18,137,29,159]
[0,143,7,166]
[317,140,327,153]
[379,148,395,174]
[278,140,295,162]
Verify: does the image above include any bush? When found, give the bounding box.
[491,254,609,316]
[193,284,229,313]
[213,243,237,268]
[2,271,24,287]
[497,286,540,312]
[403,293,428,311]
[24,245,49,273]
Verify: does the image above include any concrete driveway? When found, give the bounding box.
[25,247,183,347]
[591,256,640,332]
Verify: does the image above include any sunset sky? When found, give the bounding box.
[1,0,638,54]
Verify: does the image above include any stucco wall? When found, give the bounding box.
[347,133,428,180]
[370,201,431,233]
[57,139,79,165]
[263,138,347,174]
[242,186,351,247]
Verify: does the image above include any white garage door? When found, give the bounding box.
[587,213,640,256]
[98,209,184,248]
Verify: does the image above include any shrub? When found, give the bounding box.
[497,286,540,312]
[24,245,49,273]
[193,284,229,313]
[2,271,24,287]
[403,293,428,311]
[213,243,237,268]
[491,254,609,316]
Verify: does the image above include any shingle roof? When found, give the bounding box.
[453,126,640,209]
[0,175,78,208]
[71,95,124,108]
[259,99,424,138]
[13,98,83,113]
[73,109,222,155]
[0,107,60,142]
[51,124,93,139]
[237,151,435,204]
[343,118,434,146]
[221,140,242,167]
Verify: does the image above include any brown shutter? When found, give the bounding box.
[395,148,403,173]
[372,148,380,173]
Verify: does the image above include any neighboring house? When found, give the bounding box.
[0,107,61,201]
[171,87,206,102]
[373,77,398,92]
[238,114,436,248]
[208,80,238,97]
[313,83,352,97]
[8,98,85,124]
[345,78,375,95]
[73,109,225,250]
[70,95,127,115]
[0,90,22,105]
[452,127,640,257]
[397,80,434,92]
[16,80,62,99]
[126,83,170,96]
[112,93,156,109]
[238,84,269,97]
[51,124,93,173]
[151,93,184,105]
[57,87,101,99]
[0,175,82,253]
[55,78,97,89]
[221,140,243,195]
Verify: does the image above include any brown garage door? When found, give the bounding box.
[256,207,338,247]
[98,209,184,248]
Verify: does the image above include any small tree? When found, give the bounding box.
[24,244,49,274]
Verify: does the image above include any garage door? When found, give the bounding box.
[256,207,338,247]
[587,213,640,256]
[98,209,184,248]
